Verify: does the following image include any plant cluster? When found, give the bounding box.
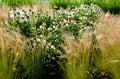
[53,4,102,36]
[3,7,64,78]
[1,4,103,79]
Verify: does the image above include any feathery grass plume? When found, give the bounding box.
[0,27,27,79]
[61,33,92,79]
[36,2,53,16]
[10,3,52,16]
[94,13,120,79]
[0,6,10,25]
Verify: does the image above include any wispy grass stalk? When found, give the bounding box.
[0,27,27,79]
[61,33,92,79]
[95,13,120,79]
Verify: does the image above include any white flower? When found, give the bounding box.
[24,17,29,22]
[9,14,15,18]
[48,27,52,31]
[36,38,41,42]
[63,19,67,23]
[83,16,87,19]
[10,9,14,14]
[26,10,32,15]
[39,25,43,29]
[46,45,49,49]
[70,12,75,17]
[10,8,18,14]
[51,45,55,49]
[79,30,83,32]
[71,19,74,22]
[16,13,20,18]
[68,15,71,18]
[53,21,56,24]
[53,25,58,30]
[54,6,58,9]
[39,35,45,38]
[20,10,25,17]
[74,7,78,10]
[48,43,51,46]
[19,17,25,22]
[65,23,69,26]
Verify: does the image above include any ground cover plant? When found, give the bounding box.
[0,0,120,79]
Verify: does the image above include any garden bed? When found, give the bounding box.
[0,0,120,79]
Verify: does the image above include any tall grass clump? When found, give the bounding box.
[61,33,92,79]
[0,6,9,25]
[0,27,45,79]
[94,13,120,79]
[2,0,36,7]
[0,27,26,78]
[60,13,120,79]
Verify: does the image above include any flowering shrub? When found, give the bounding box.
[53,4,102,36]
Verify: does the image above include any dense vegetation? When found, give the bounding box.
[0,0,120,79]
